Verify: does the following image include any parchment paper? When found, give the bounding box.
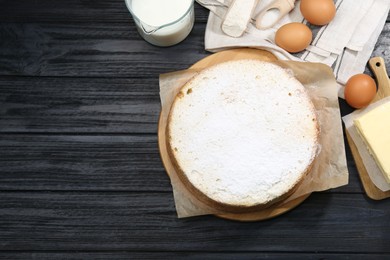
[159,59,349,218]
[342,97,390,191]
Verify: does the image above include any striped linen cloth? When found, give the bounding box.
[196,0,389,96]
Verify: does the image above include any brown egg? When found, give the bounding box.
[300,0,336,26]
[344,74,377,109]
[275,23,312,53]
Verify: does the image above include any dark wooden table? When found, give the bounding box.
[0,1,389,259]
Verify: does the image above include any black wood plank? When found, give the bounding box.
[0,134,361,193]
[0,135,172,191]
[0,22,209,77]
[0,77,160,133]
[0,252,389,260]
[0,0,387,25]
[0,192,389,252]
[0,22,388,78]
[0,1,210,24]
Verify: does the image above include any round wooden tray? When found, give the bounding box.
[158,48,310,221]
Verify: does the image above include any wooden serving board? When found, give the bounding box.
[346,57,390,200]
[158,48,310,221]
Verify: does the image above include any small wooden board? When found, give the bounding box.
[346,57,390,200]
[158,48,310,221]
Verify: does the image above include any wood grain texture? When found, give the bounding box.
[0,23,388,78]
[1,252,389,260]
[0,0,389,257]
[0,23,208,77]
[0,135,169,191]
[0,134,361,193]
[0,1,387,25]
[0,77,160,133]
[0,1,210,24]
[0,192,389,252]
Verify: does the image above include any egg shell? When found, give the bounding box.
[300,0,336,26]
[344,74,377,109]
[275,23,312,53]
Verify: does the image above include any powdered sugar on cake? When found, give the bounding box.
[168,60,319,207]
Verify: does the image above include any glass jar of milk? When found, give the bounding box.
[125,0,195,47]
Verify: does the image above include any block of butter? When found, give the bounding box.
[354,102,390,184]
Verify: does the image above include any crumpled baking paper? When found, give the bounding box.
[159,54,348,218]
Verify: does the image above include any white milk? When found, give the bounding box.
[126,0,194,47]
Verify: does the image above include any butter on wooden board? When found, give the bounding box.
[354,101,390,184]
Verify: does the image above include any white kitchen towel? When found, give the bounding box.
[336,0,389,85]
[196,0,390,93]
